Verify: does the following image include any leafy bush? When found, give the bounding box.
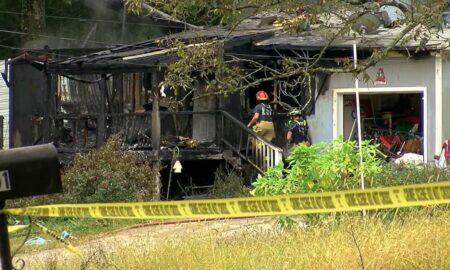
[210,168,250,198]
[252,137,382,195]
[62,135,159,203]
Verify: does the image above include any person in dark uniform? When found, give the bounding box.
[286,109,310,147]
[247,90,275,142]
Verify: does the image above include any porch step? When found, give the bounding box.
[222,150,242,170]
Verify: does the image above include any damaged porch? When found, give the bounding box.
[35,68,282,176]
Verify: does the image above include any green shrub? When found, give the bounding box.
[210,168,250,198]
[62,135,159,203]
[251,137,382,195]
[251,136,450,197]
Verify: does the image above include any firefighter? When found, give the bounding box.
[286,109,310,147]
[247,90,275,142]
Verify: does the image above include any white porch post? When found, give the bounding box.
[435,52,443,161]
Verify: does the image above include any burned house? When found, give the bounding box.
[5,7,450,197]
[4,17,289,196]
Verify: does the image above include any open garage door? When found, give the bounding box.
[334,87,427,162]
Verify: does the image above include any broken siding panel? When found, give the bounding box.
[0,61,9,148]
[57,75,105,114]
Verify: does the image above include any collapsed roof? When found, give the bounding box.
[46,10,450,75]
[47,16,281,74]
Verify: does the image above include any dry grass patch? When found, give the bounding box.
[20,210,450,270]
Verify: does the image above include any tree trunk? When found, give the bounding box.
[21,0,45,42]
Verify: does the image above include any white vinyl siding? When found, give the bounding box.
[0,61,9,149]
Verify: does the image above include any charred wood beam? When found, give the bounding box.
[43,72,55,143]
[45,66,161,76]
[46,56,176,75]
[45,33,276,75]
[151,72,160,152]
[113,74,124,112]
[97,74,107,146]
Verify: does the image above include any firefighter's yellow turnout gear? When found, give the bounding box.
[253,121,275,142]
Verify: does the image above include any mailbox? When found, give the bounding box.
[0,144,62,200]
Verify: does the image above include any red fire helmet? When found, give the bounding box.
[256,90,269,101]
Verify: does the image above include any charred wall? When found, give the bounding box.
[10,61,47,147]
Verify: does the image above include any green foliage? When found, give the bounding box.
[161,39,243,97]
[274,215,297,231]
[210,168,250,198]
[63,135,159,203]
[252,136,450,198]
[252,137,382,195]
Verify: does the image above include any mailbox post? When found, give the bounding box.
[0,144,62,270]
[0,201,11,270]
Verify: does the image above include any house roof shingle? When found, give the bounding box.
[47,13,450,74]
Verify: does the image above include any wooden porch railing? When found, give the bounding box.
[218,110,283,174]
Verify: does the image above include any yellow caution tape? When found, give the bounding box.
[8,225,29,234]
[31,223,81,257]
[2,181,450,220]
[6,224,80,256]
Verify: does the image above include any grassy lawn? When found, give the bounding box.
[8,218,150,254]
[15,208,450,270]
